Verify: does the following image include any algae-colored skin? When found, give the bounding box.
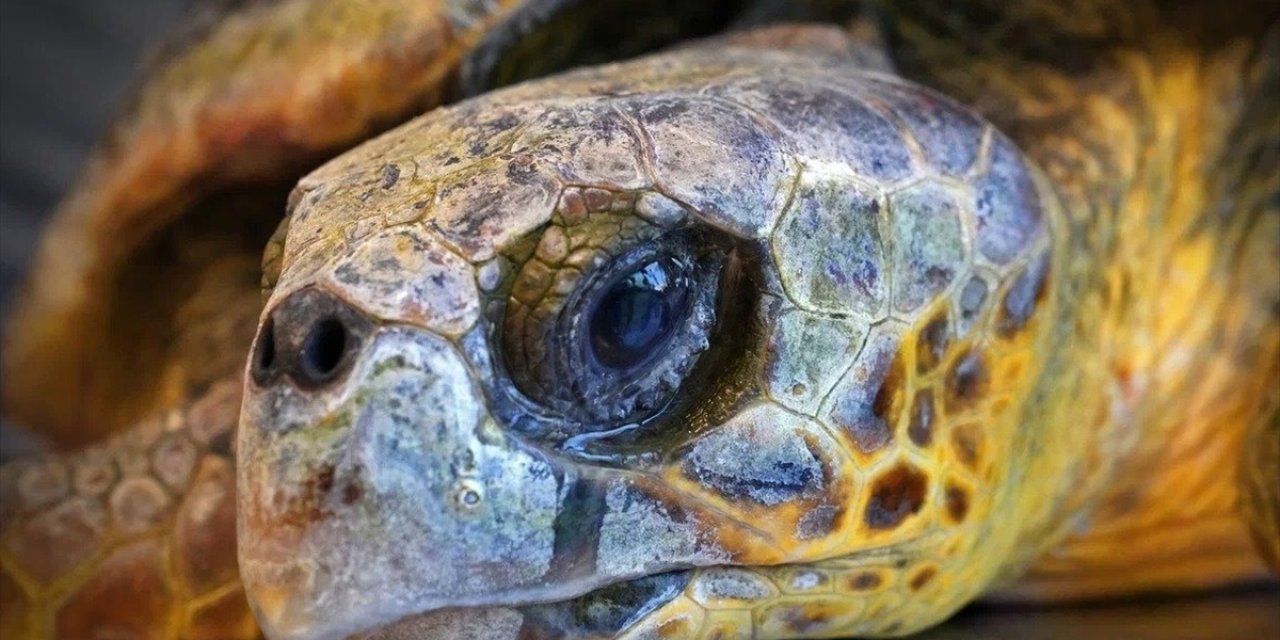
[1,2,1277,640]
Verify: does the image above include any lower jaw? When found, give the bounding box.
[352,570,693,640]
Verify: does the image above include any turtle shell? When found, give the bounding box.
[1,0,742,449]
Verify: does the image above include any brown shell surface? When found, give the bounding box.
[239,31,1065,638]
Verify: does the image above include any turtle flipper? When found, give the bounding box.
[0,381,253,640]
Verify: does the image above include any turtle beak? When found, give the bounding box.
[237,312,566,640]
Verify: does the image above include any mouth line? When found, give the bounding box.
[246,548,704,640]
[339,529,950,639]
[349,568,695,640]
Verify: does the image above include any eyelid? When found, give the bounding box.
[499,224,724,431]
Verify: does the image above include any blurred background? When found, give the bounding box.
[0,1,187,318]
[0,2,1276,638]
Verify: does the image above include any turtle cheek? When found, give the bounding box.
[236,326,561,640]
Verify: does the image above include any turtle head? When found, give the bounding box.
[238,37,1064,640]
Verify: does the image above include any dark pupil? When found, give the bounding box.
[590,258,689,369]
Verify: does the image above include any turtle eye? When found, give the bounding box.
[589,257,691,370]
[500,218,725,429]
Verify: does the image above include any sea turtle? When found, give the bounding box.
[1,0,1276,638]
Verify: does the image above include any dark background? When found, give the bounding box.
[0,2,1276,637]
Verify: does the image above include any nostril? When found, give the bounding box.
[301,317,348,382]
[256,287,371,390]
[252,318,277,382]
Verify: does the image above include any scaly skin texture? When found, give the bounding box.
[877,0,1280,599]
[1,3,1277,640]
[0,381,254,639]
[0,220,264,638]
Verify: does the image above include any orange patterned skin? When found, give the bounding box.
[1,2,1277,639]
[878,0,1280,599]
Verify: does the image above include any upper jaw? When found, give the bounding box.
[240,507,700,640]
[240,520,693,640]
[238,324,566,640]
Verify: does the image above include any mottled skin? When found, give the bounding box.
[2,1,1278,639]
